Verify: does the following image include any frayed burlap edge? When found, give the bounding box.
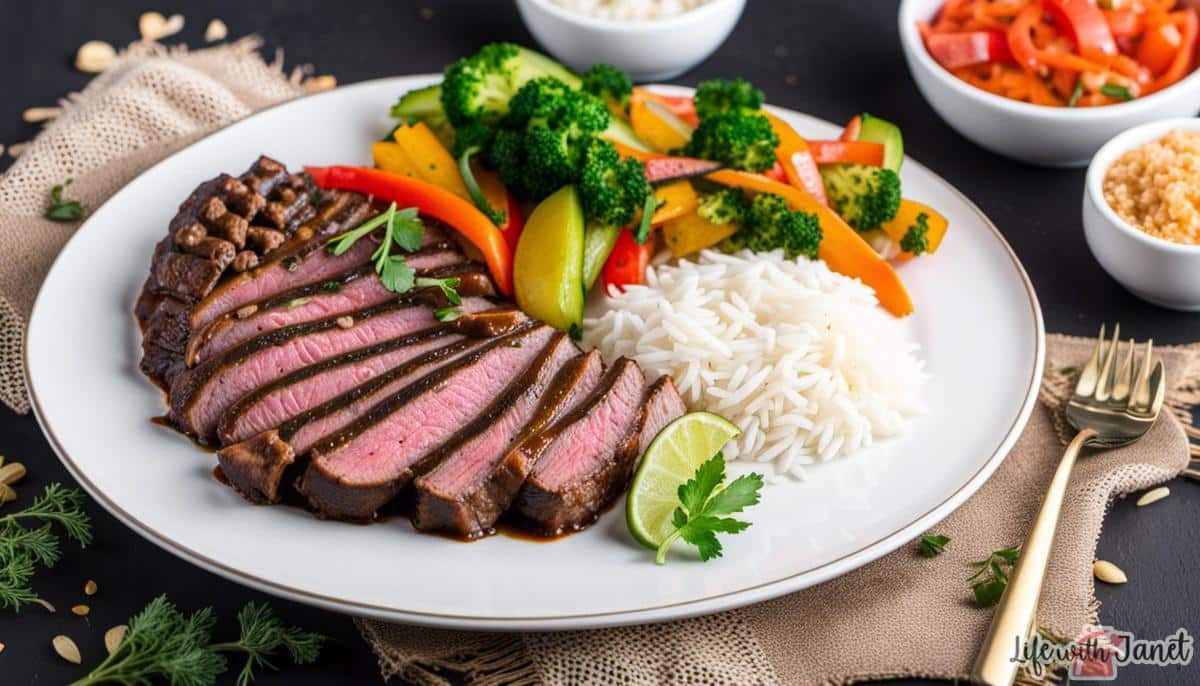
[355,618,539,686]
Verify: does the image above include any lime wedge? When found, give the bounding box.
[626,412,741,549]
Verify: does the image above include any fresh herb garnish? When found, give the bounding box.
[1060,366,1077,376]
[45,178,86,222]
[633,192,657,244]
[655,453,764,565]
[327,203,425,293]
[968,546,1019,607]
[1100,83,1134,101]
[71,595,325,686]
[0,484,92,612]
[1068,78,1084,108]
[918,534,949,558]
[286,297,310,309]
[416,276,462,305]
[321,280,341,293]
[435,306,461,322]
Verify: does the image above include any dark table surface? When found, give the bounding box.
[1,1,1198,684]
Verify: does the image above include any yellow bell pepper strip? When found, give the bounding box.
[706,169,914,316]
[630,90,694,153]
[391,122,472,200]
[764,112,828,206]
[663,210,739,258]
[305,166,514,296]
[880,199,949,257]
[371,141,424,180]
[649,181,699,226]
[632,88,699,126]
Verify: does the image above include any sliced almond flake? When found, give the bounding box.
[53,635,81,664]
[335,316,354,330]
[0,452,5,467]
[71,604,89,616]
[23,107,62,124]
[75,41,116,73]
[303,75,337,93]
[1135,486,1170,507]
[0,462,26,485]
[235,304,258,319]
[104,625,127,654]
[1093,559,1128,584]
[84,579,98,596]
[205,18,228,42]
[8,142,29,158]
[138,12,184,41]
[35,598,56,613]
[0,642,5,654]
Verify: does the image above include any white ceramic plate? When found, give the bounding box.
[26,76,1043,631]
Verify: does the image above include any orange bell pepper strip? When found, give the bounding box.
[808,140,886,166]
[649,181,699,225]
[706,169,914,317]
[840,115,862,142]
[1149,9,1198,93]
[881,200,949,257]
[630,90,694,153]
[764,112,828,206]
[391,122,471,200]
[1139,21,1183,76]
[305,166,514,296]
[612,141,658,161]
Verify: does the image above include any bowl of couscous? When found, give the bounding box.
[1084,118,1200,310]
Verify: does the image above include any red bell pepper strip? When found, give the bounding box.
[1043,0,1118,62]
[762,161,788,183]
[808,140,886,166]
[839,115,862,142]
[925,31,1014,70]
[1008,4,1044,73]
[634,89,699,127]
[1149,9,1199,94]
[763,111,828,206]
[1104,9,1143,39]
[500,193,525,251]
[306,165,514,296]
[601,228,654,293]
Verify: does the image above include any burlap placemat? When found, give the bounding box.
[357,335,1196,686]
[0,37,307,414]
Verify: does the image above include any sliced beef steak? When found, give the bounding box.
[514,359,656,535]
[185,249,476,368]
[299,324,559,521]
[412,348,604,537]
[170,294,494,441]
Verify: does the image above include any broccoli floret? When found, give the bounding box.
[451,121,495,159]
[484,78,612,201]
[697,188,748,225]
[693,78,765,119]
[682,110,779,172]
[440,43,582,127]
[582,63,633,114]
[899,212,930,255]
[819,164,902,232]
[721,193,822,259]
[579,139,651,227]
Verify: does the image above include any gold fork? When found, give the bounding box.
[972,324,1165,686]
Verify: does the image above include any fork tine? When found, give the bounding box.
[1131,339,1155,410]
[1075,324,1106,397]
[1111,338,1135,402]
[1094,323,1121,401]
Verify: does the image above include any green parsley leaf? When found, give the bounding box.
[655,453,764,564]
[973,579,1007,608]
[434,306,461,322]
[45,179,86,222]
[967,546,1020,607]
[918,534,949,558]
[415,276,462,305]
[328,206,391,256]
[379,255,415,293]
[1100,83,1134,101]
[329,203,425,294]
[1059,366,1077,376]
[388,207,425,252]
[321,281,342,293]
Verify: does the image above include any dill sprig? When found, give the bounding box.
[72,595,326,686]
[0,483,92,611]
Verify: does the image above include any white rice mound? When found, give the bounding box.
[583,249,927,480]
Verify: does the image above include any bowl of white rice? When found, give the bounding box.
[515,0,745,81]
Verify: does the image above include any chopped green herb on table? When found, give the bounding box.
[46,179,87,222]
[969,546,1020,608]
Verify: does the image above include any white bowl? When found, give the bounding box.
[515,0,745,82]
[1083,118,1200,310]
[899,0,1200,167]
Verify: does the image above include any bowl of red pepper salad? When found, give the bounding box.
[899,0,1200,167]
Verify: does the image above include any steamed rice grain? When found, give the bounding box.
[583,249,926,480]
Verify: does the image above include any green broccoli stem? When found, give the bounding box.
[633,193,656,244]
[456,146,505,226]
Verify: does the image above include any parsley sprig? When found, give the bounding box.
[46,178,87,222]
[416,276,463,305]
[655,454,763,564]
[969,546,1019,607]
[328,202,425,293]
[917,534,949,558]
[72,595,325,686]
[0,483,92,611]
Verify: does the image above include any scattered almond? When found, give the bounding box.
[420,7,434,19]
[0,462,26,485]
[23,107,62,124]
[71,604,90,617]
[104,625,127,654]
[0,484,15,505]
[1093,560,1128,584]
[1136,486,1170,507]
[84,579,98,596]
[235,304,258,319]
[35,598,56,613]
[8,141,29,158]
[303,75,337,93]
[75,41,117,73]
[53,635,81,664]
[335,316,354,330]
[140,12,185,41]
[205,18,228,42]
[0,452,5,467]
[0,642,5,654]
